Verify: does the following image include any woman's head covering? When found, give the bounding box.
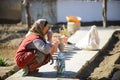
[28,19,48,39]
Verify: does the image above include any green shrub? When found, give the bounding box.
[0,56,8,66]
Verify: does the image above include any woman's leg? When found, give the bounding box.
[28,54,50,71]
[29,55,46,71]
[15,50,36,69]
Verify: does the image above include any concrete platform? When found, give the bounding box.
[6,27,117,80]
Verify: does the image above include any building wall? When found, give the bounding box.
[107,1,120,20]
[0,0,119,24]
[57,0,120,22]
[0,0,21,22]
[22,0,57,24]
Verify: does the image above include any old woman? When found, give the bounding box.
[15,19,54,76]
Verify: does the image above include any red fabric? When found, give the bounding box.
[15,34,48,70]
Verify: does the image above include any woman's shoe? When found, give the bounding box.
[23,66,29,76]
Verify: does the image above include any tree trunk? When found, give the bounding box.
[24,0,31,29]
[102,0,107,28]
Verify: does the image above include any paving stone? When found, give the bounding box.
[6,27,117,80]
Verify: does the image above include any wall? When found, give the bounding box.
[22,0,57,24]
[0,0,120,24]
[0,0,21,22]
[57,0,120,22]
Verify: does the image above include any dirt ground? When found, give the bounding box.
[89,30,120,80]
[0,24,27,66]
[0,24,27,80]
[74,29,120,80]
[0,24,120,80]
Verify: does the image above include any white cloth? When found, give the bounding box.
[74,25,100,50]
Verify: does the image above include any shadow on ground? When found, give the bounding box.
[24,71,76,78]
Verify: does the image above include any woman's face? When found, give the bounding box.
[42,24,50,35]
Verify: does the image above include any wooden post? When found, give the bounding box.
[102,0,107,28]
[23,0,31,29]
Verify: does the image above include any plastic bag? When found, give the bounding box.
[74,25,100,50]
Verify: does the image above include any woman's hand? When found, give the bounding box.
[49,54,54,65]
[44,54,54,65]
[47,31,52,42]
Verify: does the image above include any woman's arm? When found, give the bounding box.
[27,39,52,54]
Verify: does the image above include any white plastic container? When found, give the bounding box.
[66,16,81,35]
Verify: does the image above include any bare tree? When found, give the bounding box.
[102,0,107,28]
[23,0,31,29]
